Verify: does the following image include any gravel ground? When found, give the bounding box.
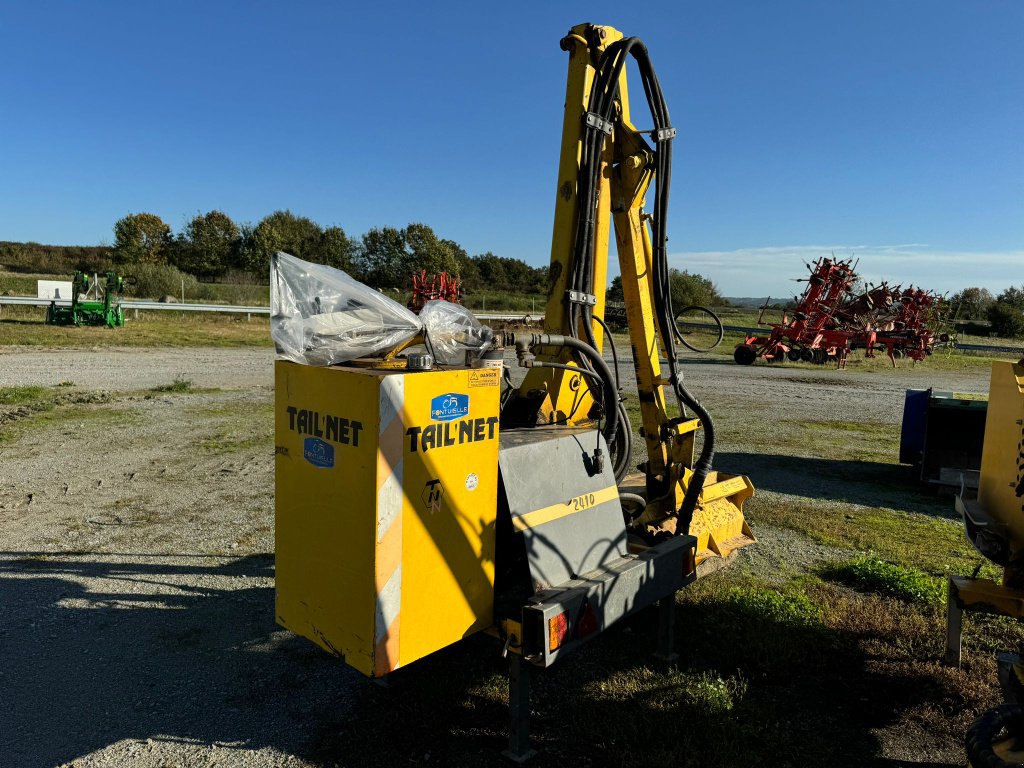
[0,345,994,767]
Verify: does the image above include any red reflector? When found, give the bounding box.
[548,611,569,651]
[578,602,598,639]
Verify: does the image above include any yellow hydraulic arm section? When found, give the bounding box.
[515,24,754,560]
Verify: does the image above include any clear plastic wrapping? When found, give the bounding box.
[419,299,494,365]
[270,252,423,366]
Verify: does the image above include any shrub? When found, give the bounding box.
[151,376,193,393]
[987,301,1024,339]
[126,263,216,302]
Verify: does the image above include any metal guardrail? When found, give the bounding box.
[1,296,538,321]
[0,295,270,314]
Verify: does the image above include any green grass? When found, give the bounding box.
[199,432,269,453]
[0,385,48,404]
[722,585,822,625]
[748,497,999,580]
[151,376,194,393]
[821,556,945,604]
[0,401,139,445]
[0,305,271,347]
[0,272,48,295]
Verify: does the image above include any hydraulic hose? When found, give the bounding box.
[548,335,619,451]
[569,33,715,530]
[517,333,619,464]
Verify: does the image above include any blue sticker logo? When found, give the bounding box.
[430,392,469,422]
[303,437,334,468]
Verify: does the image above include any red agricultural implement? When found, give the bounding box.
[408,270,462,313]
[734,257,946,368]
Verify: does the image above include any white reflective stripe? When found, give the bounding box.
[374,564,402,643]
[379,375,404,433]
[377,460,403,542]
[377,374,405,542]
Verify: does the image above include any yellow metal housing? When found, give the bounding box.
[275,361,501,677]
[946,360,1024,666]
[978,360,1024,547]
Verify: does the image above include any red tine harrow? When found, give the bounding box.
[734,257,946,368]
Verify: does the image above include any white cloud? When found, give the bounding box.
[667,244,1024,297]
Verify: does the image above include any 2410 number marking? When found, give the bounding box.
[570,493,597,511]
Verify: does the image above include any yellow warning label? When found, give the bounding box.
[468,368,501,388]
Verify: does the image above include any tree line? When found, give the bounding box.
[607,271,725,310]
[109,210,548,294]
[951,286,1024,339]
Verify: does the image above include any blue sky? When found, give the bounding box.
[1,1,1021,296]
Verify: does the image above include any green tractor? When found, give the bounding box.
[45,271,134,328]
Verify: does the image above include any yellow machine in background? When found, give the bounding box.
[947,359,1024,666]
[944,360,1024,767]
[274,22,756,760]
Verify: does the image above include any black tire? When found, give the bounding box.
[800,348,814,362]
[734,345,757,365]
[675,306,725,353]
[787,349,802,362]
[966,704,1024,768]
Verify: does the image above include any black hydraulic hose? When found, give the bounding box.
[673,383,714,529]
[529,361,604,384]
[557,336,619,448]
[586,36,715,528]
[526,334,618,450]
[559,33,718,506]
[613,398,632,481]
[592,314,621,392]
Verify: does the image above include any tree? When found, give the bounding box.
[474,252,508,290]
[175,210,240,278]
[238,210,323,278]
[607,275,624,302]
[404,223,459,277]
[997,285,1024,311]
[113,213,172,265]
[357,226,407,288]
[988,301,1024,339]
[668,269,722,309]
[455,252,482,291]
[950,287,995,320]
[319,226,358,274]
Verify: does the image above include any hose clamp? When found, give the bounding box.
[584,112,613,135]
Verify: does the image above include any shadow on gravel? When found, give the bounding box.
[714,451,954,517]
[0,551,359,767]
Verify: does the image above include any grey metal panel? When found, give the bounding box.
[520,534,696,666]
[498,427,627,590]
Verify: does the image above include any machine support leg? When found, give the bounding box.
[655,596,679,663]
[945,577,963,667]
[503,654,536,763]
